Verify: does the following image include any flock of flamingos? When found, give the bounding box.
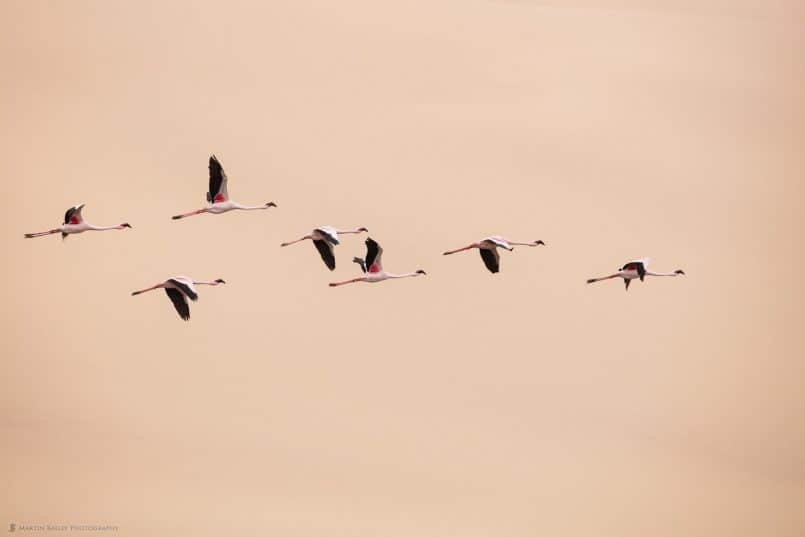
[24,155,686,320]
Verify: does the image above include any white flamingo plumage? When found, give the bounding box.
[24,203,132,239]
[131,276,225,320]
[171,155,276,220]
[442,236,545,273]
[280,226,368,270]
[586,258,685,291]
[329,238,426,287]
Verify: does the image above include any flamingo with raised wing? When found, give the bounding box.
[24,203,131,239]
[172,155,276,220]
[330,238,426,287]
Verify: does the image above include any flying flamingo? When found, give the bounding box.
[330,238,426,287]
[586,258,685,290]
[131,276,225,320]
[442,236,545,273]
[171,155,276,220]
[24,203,131,239]
[280,226,369,270]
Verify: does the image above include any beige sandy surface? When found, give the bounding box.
[2,1,804,535]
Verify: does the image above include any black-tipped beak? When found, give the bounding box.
[122,223,132,228]
[266,202,277,207]
[417,270,427,275]
[536,240,545,245]
[216,279,226,284]
[676,270,685,275]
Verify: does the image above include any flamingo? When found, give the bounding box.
[280,226,369,270]
[442,236,545,273]
[171,155,276,220]
[131,276,225,320]
[586,258,685,290]
[329,238,426,287]
[24,203,131,239]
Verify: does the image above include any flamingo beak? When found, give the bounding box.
[266,202,277,207]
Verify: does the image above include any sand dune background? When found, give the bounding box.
[2,1,804,536]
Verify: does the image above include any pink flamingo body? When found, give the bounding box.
[586,258,685,291]
[281,225,368,270]
[443,236,544,273]
[131,276,225,320]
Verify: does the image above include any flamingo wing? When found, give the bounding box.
[313,239,336,270]
[207,155,229,203]
[164,288,191,320]
[484,236,511,249]
[63,203,85,225]
[623,258,648,281]
[479,248,500,273]
[167,277,199,301]
[315,227,340,246]
[352,257,367,273]
[364,238,383,273]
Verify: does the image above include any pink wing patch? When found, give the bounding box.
[369,264,380,273]
[213,193,226,203]
[69,216,80,224]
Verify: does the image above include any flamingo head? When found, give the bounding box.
[675,270,685,275]
[534,240,545,246]
[416,270,427,276]
[265,202,277,208]
[214,278,226,284]
[357,227,369,232]
[121,223,132,228]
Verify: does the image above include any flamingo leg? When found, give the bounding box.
[24,229,60,238]
[171,208,208,220]
[280,236,311,247]
[329,278,365,287]
[586,274,620,284]
[443,245,476,255]
[131,284,162,296]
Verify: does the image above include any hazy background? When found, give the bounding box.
[2,1,804,535]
